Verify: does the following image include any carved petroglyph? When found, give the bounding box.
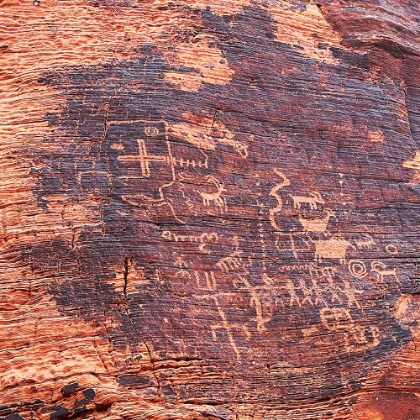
[320,308,380,352]
[175,268,218,292]
[276,231,358,264]
[210,295,250,361]
[285,279,301,307]
[355,234,376,250]
[256,200,270,285]
[194,270,217,291]
[161,230,219,254]
[111,120,175,181]
[144,126,159,136]
[344,279,363,309]
[320,307,353,331]
[311,276,335,307]
[216,137,249,158]
[371,261,400,284]
[269,169,290,231]
[298,209,336,233]
[283,275,327,308]
[172,150,209,170]
[170,113,249,158]
[277,263,320,273]
[216,250,243,272]
[298,278,316,306]
[117,138,163,177]
[276,229,378,277]
[309,265,337,278]
[197,176,227,212]
[233,141,249,158]
[288,234,312,260]
[386,244,398,254]
[291,192,325,210]
[186,270,250,361]
[175,256,188,269]
[282,263,362,310]
[313,237,355,263]
[348,260,368,278]
[348,260,400,291]
[216,247,271,333]
[106,120,184,222]
[278,262,336,280]
[106,119,227,223]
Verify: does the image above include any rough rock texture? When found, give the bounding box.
[1,0,420,418]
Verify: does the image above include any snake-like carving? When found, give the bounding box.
[269,169,290,231]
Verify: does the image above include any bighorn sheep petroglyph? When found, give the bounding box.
[291,192,325,210]
[355,234,376,250]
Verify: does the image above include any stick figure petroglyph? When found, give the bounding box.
[216,248,271,333]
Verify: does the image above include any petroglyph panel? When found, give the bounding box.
[4,0,420,417]
[34,63,417,403]
[104,120,175,203]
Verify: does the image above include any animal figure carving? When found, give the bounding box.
[370,261,400,284]
[198,176,227,212]
[161,230,219,254]
[291,192,325,210]
[269,169,291,230]
[355,234,376,250]
[298,209,335,232]
[313,237,355,263]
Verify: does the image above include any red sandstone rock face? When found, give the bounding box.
[0,0,420,419]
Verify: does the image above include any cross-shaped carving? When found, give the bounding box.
[118,139,169,177]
